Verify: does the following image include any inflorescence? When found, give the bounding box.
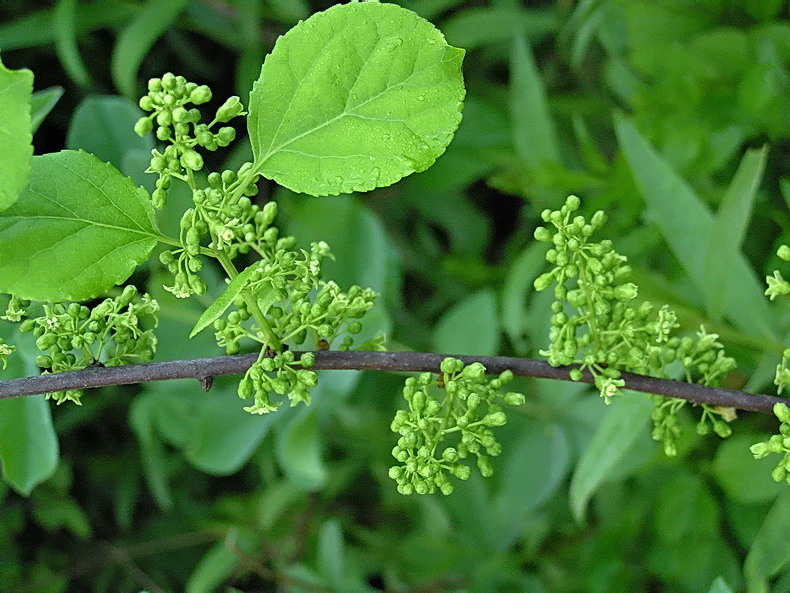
[533,195,737,456]
[134,74,383,414]
[4,288,158,404]
[389,357,525,495]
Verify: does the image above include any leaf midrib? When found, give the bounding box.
[2,214,162,242]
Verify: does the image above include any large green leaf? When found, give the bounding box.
[568,391,653,521]
[704,146,767,320]
[0,58,33,212]
[248,2,465,196]
[111,0,189,97]
[66,96,153,170]
[0,150,160,302]
[0,326,58,496]
[434,290,500,356]
[30,86,64,132]
[276,407,328,491]
[744,491,790,593]
[614,114,777,341]
[0,398,58,496]
[510,34,560,168]
[53,0,91,87]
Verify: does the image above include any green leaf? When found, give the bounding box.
[111,0,189,97]
[66,96,153,170]
[712,434,781,505]
[317,520,345,590]
[276,407,328,491]
[501,232,549,350]
[493,419,571,549]
[568,391,653,522]
[30,86,64,132]
[0,1,139,52]
[0,58,33,212]
[613,114,777,342]
[129,394,173,509]
[0,150,160,302]
[248,2,465,196]
[434,290,500,356]
[190,263,263,338]
[441,7,558,51]
[705,146,767,319]
[510,34,560,168]
[708,577,735,593]
[139,379,277,476]
[744,490,790,593]
[53,0,91,87]
[0,396,59,495]
[185,542,238,593]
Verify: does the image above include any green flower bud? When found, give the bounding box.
[534,226,552,242]
[503,392,525,406]
[565,195,580,210]
[215,96,244,122]
[477,456,494,478]
[778,245,790,262]
[190,85,212,104]
[134,116,153,138]
[614,283,638,300]
[534,272,555,292]
[180,149,204,171]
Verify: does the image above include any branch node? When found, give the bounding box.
[199,376,214,392]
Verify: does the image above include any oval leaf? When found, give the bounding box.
[0,57,33,211]
[111,0,189,97]
[248,2,465,196]
[569,391,653,522]
[0,150,160,302]
[190,263,265,338]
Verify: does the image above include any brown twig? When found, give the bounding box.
[0,350,787,414]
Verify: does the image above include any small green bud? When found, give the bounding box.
[503,392,525,406]
[614,283,638,300]
[565,195,580,210]
[215,96,244,122]
[190,85,212,104]
[534,272,555,292]
[778,245,790,262]
[477,456,494,478]
[485,412,507,427]
[591,210,606,228]
[134,117,153,137]
[180,149,204,171]
[534,226,552,242]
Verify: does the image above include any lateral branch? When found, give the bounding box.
[0,351,787,414]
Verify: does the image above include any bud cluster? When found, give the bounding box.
[239,350,317,414]
[16,286,159,404]
[751,403,790,484]
[534,196,736,455]
[135,72,244,209]
[213,236,378,357]
[765,245,790,394]
[388,358,526,495]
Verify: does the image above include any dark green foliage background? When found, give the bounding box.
[0,0,789,591]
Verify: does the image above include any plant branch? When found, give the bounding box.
[0,351,787,414]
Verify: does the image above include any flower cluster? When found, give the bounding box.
[533,195,736,455]
[751,403,790,485]
[239,350,317,414]
[134,72,243,210]
[134,75,382,417]
[765,245,790,393]
[389,358,525,495]
[15,286,158,404]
